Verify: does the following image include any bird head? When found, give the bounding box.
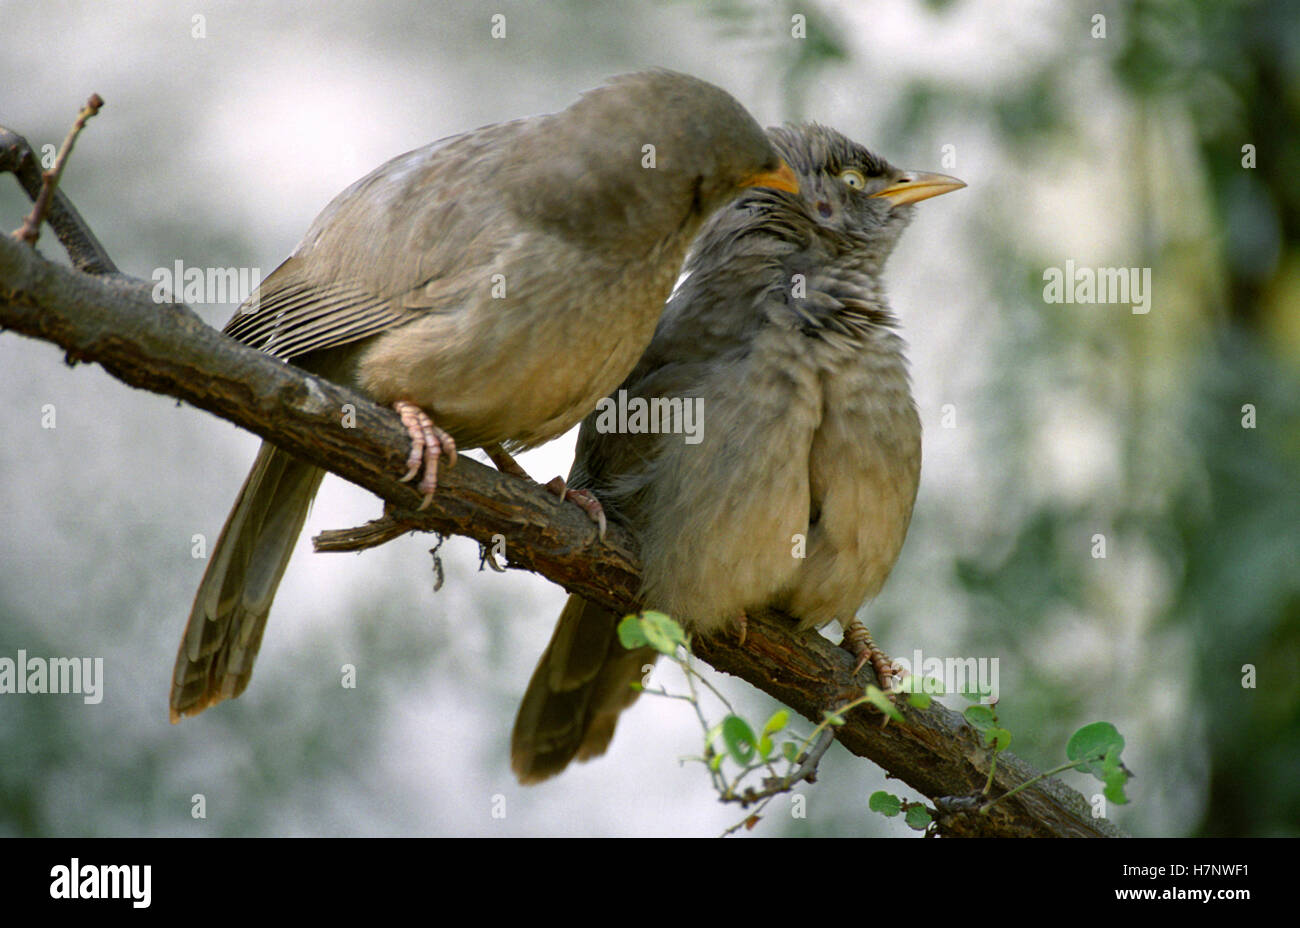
[509,70,798,252]
[767,123,964,268]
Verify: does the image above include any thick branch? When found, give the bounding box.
[0,229,1123,838]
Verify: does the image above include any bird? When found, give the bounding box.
[169,70,800,722]
[511,122,963,783]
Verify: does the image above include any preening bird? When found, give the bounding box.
[511,122,964,783]
[170,70,798,722]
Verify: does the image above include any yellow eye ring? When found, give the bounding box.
[839,169,866,189]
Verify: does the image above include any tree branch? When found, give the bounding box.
[0,175,1124,838]
[1,126,117,275]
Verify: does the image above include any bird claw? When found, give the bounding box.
[487,446,532,482]
[393,401,456,508]
[542,476,569,508]
[842,619,900,694]
[735,610,749,646]
[486,448,605,539]
[546,479,607,541]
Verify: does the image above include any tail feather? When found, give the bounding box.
[169,442,324,721]
[511,594,658,783]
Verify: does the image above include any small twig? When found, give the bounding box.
[13,95,104,247]
[721,796,776,836]
[683,651,738,715]
[982,745,1000,796]
[677,650,729,794]
[933,794,984,815]
[314,512,414,551]
[0,126,117,274]
[479,540,508,572]
[785,725,838,785]
[978,759,1088,814]
[933,749,1124,825]
[638,687,696,704]
[722,696,873,807]
[427,533,446,592]
[716,700,870,810]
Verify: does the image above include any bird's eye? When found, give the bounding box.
[839,169,866,189]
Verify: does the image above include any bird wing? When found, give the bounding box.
[223,122,527,360]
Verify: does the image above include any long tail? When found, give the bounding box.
[511,594,658,783]
[169,442,324,721]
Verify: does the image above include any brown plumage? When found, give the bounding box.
[170,70,798,722]
[511,123,964,783]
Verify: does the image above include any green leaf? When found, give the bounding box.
[964,705,996,730]
[984,727,1012,752]
[869,791,902,817]
[703,721,724,758]
[866,685,904,723]
[907,691,932,710]
[1101,744,1132,781]
[1100,744,1131,804]
[1104,766,1131,805]
[823,710,846,726]
[638,611,688,655]
[1066,722,1126,779]
[762,709,790,736]
[616,614,648,649]
[904,804,933,830]
[757,723,785,758]
[782,742,799,763]
[721,715,757,766]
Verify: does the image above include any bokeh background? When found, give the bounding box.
[1,0,1296,837]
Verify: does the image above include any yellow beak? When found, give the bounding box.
[869,170,965,207]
